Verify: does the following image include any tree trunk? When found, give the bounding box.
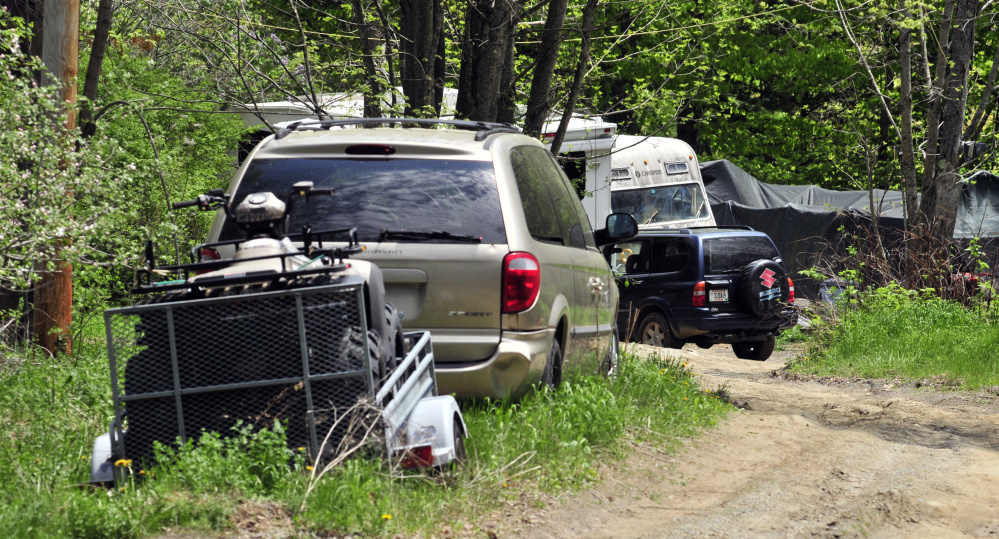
[80,0,113,138]
[351,0,383,118]
[523,0,569,138]
[915,0,956,232]
[549,0,598,154]
[898,1,919,285]
[918,0,978,243]
[35,0,79,356]
[399,0,442,117]
[456,0,520,122]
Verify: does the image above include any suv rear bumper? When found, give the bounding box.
[434,328,555,400]
[674,307,798,343]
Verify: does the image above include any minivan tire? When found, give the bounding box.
[732,335,776,361]
[541,338,563,390]
[638,312,678,348]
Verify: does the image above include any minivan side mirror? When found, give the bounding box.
[594,212,638,246]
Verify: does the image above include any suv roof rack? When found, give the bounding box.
[273,117,522,141]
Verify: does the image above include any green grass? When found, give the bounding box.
[789,285,999,388]
[0,341,729,538]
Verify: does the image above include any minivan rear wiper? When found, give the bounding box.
[379,229,483,243]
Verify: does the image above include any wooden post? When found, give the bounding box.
[34,0,79,356]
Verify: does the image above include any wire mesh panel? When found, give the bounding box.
[105,279,372,465]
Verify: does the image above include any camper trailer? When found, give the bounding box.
[542,117,715,230]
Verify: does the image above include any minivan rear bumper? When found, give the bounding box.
[434,328,556,400]
[673,307,798,342]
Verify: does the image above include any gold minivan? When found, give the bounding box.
[208,119,637,399]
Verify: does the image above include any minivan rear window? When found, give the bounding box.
[704,237,780,274]
[219,158,506,243]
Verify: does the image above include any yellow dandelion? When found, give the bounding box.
[502,482,508,488]
[306,465,314,471]
[682,362,687,367]
[81,455,88,460]
[683,397,688,401]
[298,447,306,452]
[138,470,146,475]
[114,459,132,467]
[382,514,392,520]
[119,487,125,492]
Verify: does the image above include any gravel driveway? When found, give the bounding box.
[506,342,999,538]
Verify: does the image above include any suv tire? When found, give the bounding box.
[541,338,563,390]
[732,335,776,361]
[637,312,679,348]
[738,259,790,320]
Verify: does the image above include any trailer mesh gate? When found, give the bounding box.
[105,281,374,464]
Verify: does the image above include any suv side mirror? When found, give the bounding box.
[594,212,638,246]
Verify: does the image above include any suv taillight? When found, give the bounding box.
[502,252,541,314]
[788,277,795,303]
[692,281,706,307]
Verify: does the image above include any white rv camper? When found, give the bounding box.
[542,116,715,230]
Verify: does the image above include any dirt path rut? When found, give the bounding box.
[512,343,999,538]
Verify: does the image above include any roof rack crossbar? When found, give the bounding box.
[273,117,521,140]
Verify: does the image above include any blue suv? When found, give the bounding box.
[605,227,798,360]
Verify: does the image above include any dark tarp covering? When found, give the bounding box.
[701,160,999,298]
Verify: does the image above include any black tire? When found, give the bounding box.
[384,302,404,372]
[599,326,620,378]
[637,312,678,348]
[451,417,466,466]
[694,340,713,350]
[540,338,563,390]
[737,259,790,320]
[732,335,776,361]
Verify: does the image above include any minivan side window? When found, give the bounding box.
[544,151,597,249]
[511,147,564,244]
[524,147,587,249]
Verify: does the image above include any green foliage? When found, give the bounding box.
[792,284,999,388]
[0,16,138,288]
[0,346,727,537]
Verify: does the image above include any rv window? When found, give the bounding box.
[611,168,631,181]
[611,182,709,225]
[666,163,689,175]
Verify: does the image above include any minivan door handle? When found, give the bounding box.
[588,277,604,293]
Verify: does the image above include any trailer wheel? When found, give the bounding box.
[446,417,465,473]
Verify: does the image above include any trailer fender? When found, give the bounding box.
[90,433,115,484]
[405,395,466,466]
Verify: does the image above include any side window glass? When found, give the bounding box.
[547,152,597,249]
[649,238,689,274]
[511,147,563,244]
[610,241,646,274]
[527,147,586,249]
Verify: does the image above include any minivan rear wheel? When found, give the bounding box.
[732,335,776,361]
[541,338,563,390]
[638,313,678,348]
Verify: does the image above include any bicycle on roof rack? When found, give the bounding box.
[89,181,466,485]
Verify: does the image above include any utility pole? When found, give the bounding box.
[34,0,79,356]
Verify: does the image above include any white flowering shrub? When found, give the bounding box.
[0,16,137,289]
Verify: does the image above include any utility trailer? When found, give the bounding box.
[90,188,465,484]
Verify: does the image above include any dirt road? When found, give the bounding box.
[508,343,999,538]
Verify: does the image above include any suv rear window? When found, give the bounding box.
[219,158,506,243]
[704,236,780,274]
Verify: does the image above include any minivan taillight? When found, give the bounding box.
[502,252,541,314]
[788,277,795,303]
[692,281,706,307]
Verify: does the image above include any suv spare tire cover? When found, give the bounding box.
[737,259,789,320]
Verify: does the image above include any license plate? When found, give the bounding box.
[709,289,729,302]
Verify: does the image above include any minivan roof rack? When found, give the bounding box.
[273,117,522,141]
